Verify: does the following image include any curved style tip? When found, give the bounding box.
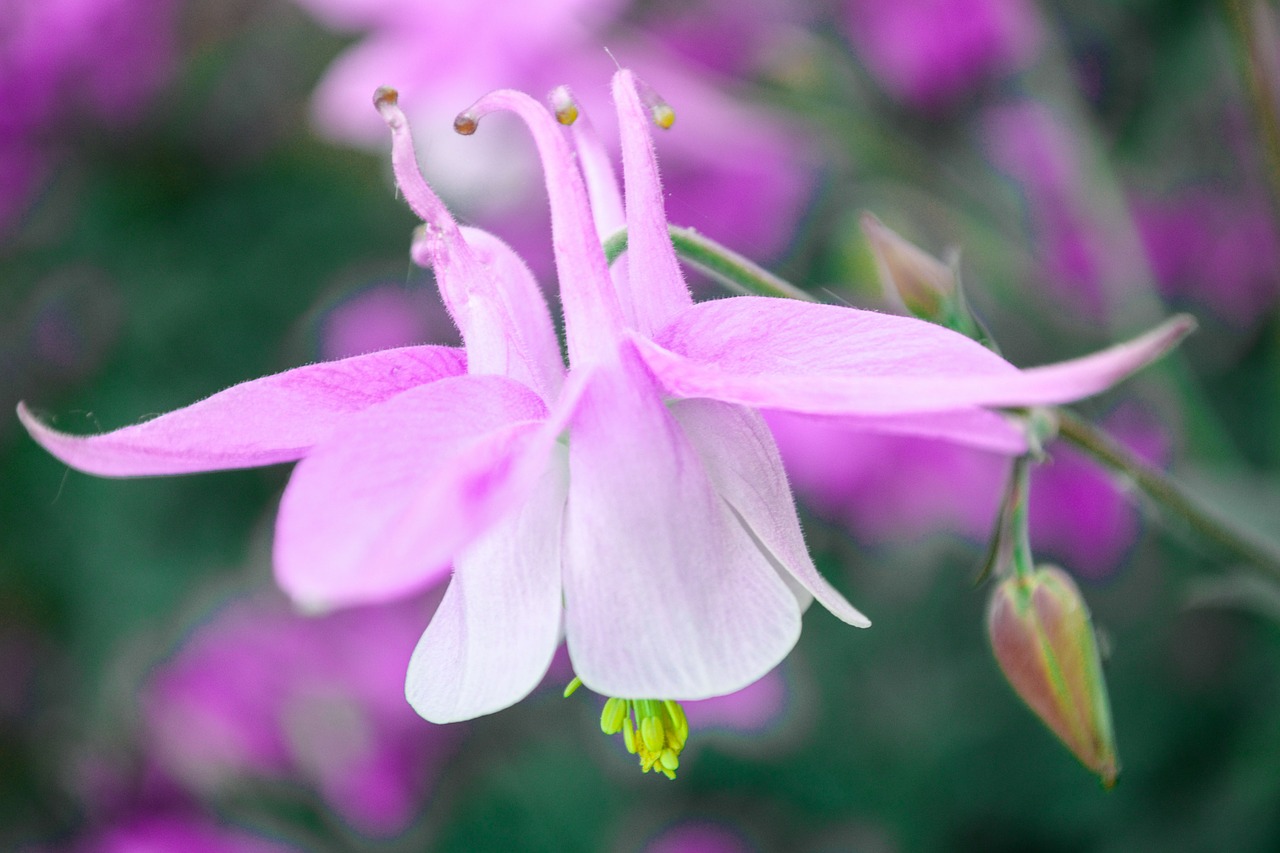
[454,111,479,136]
[373,86,409,133]
[550,85,579,126]
[373,85,399,110]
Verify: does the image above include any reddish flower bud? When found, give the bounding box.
[987,565,1119,787]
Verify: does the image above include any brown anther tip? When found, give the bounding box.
[453,112,478,136]
[373,86,399,110]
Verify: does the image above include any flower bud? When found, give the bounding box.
[860,213,956,321]
[987,565,1119,787]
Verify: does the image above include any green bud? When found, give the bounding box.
[987,565,1119,788]
[860,213,956,321]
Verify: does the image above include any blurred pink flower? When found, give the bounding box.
[0,0,176,234]
[682,667,789,735]
[767,406,1169,580]
[982,100,1111,316]
[642,819,756,853]
[316,283,458,362]
[844,0,1040,109]
[766,412,1004,543]
[143,589,460,836]
[288,0,813,263]
[1134,189,1280,326]
[71,812,300,853]
[21,71,1188,727]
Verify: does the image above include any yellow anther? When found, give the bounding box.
[601,697,627,734]
[635,78,676,129]
[641,715,665,754]
[563,676,583,698]
[586,692,689,780]
[650,103,675,129]
[663,700,688,742]
[550,85,579,125]
[622,715,637,754]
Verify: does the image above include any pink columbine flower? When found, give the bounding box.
[19,70,1190,735]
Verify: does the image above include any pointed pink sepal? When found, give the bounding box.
[17,346,466,477]
[639,297,1193,416]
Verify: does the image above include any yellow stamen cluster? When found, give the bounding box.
[600,697,689,779]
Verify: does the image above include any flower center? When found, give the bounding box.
[564,678,690,779]
[600,697,689,779]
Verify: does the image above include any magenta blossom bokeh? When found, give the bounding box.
[1134,188,1280,327]
[844,0,1041,109]
[142,588,462,836]
[0,0,176,235]
[641,818,757,853]
[768,405,1170,580]
[70,810,300,853]
[982,99,1116,317]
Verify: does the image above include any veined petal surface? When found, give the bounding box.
[562,346,801,700]
[672,399,870,627]
[642,298,1192,415]
[406,447,568,723]
[17,346,466,477]
[274,374,550,609]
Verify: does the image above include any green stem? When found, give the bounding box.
[1224,0,1280,214]
[1056,409,1280,578]
[1008,456,1036,580]
[604,225,816,302]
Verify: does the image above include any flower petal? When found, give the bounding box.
[455,226,564,399]
[405,448,567,723]
[642,297,1193,415]
[782,408,1029,454]
[671,399,870,627]
[17,346,466,477]
[613,69,693,335]
[562,346,801,700]
[273,374,551,609]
